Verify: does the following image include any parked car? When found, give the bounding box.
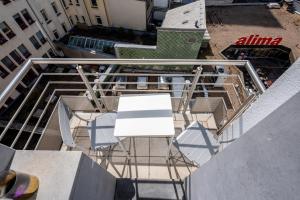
[267,3,281,9]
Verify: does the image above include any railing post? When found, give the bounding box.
[182,66,203,113]
[76,65,105,112]
[177,80,190,112]
[216,94,257,135]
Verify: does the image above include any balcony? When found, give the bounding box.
[0,58,265,181]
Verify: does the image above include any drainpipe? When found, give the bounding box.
[82,0,93,25]
[25,0,58,56]
[57,0,73,28]
[102,0,111,26]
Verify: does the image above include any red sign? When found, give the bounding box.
[235,35,282,45]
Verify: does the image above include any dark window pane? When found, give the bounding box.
[76,0,80,5]
[69,17,74,25]
[18,44,31,58]
[61,23,67,33]
[16,84,27,93]
[0,32,7,45]
[0,64,9,78]
[29,36,41,49]
[9,50,24,65]
[42,53,49,58]
[22,69,37,86]
[91,0,97,7]
[81,16,86,23]
[21,9,35,25]
[0,22,15,39]
[40,9,49,21]
[53,30,59,39]
[96,16,102,25]
[75,15,79,22]
[51,2,59,14]
[48,49,55,57]
[36,31,46,44]
[2,56,17,71]
[13,13,28,30]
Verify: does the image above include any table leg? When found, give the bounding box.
[117,137,130,159]
[166,135,175,160]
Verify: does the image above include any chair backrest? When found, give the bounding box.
[175,121,220,166]
[58,100,76,148]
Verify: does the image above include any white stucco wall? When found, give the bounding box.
[104,0,147,31]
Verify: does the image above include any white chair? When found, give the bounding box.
[58,100,125,153]
[173,121,220,167]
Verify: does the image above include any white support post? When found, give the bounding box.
[182,67,203,113]
[76,65,104,112]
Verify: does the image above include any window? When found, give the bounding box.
[69,0,73,5]
[40,9,50,23]
[51,2,60,16]
[22,69,37,86]
[0,22,15,39]
[75,15,79,22]
[76,0,80,6]
[2,56,17,71]
[21,9,34,25]
[81,16,86,23]
[95,16,102,25]
[48,49,55,57]
[61,23,67,33]
[90,0,97,7]
[18,44,31,58]
[36,31,46,44]
[53,29,59,39]
[0,65,9,78]
[0,33,7,45]
[9,50,24,65]
[42,53,49,58]
[29,35,41,49]
[69,17,74,25]
[13,13,28,30]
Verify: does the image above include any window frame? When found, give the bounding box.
[2,56,17,71]
[51,2,61,16]
[36,31,47,44]
[17,44,31,58]
[21,9,35,25]
[13,13,28,30]
[53,29,59,40]
[40,9,51,24]
[0,22,16,39]
[95,16,102,25]
[29,35,41,49]
[0,64,9,78]
[9,50,25,65]
[90,0,98,7]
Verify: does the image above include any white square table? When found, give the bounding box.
[114,93,175,159]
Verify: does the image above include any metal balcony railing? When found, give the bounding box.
[0,58,266,150]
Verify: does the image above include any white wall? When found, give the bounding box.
[83,0,109,26]
[104,0,147,31]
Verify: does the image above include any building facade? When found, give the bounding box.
[0,0,154,109]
